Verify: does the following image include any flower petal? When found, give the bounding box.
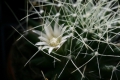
[61,33,73,41]
[38,36,49,43]
[56,44,61,48]
[48,47,54,54]
[41,32,48,38]
[60,39,67,44]
[54,18,59,28]
[54,24,65,38]
[54,20,60,37]
[44,20,53,38]
[32,30,48,39]
[38,46,42,50]
[35,42,48,46]
[59,24,64,31]
[42,46,50,50]
[61,26,67,34]
[32,30,41,35]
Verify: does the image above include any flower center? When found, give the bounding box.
[50,37,60,47]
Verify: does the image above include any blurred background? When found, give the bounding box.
[0,0,25,79]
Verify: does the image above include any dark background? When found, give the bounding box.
[0,0,25,79]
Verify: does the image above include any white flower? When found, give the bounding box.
[32,19,72,54]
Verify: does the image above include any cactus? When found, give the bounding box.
[10,0,120,80]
